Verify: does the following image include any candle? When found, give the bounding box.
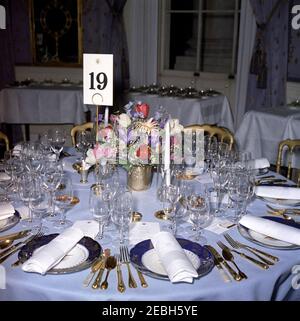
[164,121,171,186]
[104,107,109,127]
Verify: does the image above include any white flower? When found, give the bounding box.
[85,149,96,165]
[119,113,132,128]
[169,119,184,134]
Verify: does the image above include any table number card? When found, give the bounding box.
[83,54,113,106]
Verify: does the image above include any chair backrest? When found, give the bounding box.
[71,122,94,147]
[0,131,9,151]
[276,139,300,180]
[184,124,235,150]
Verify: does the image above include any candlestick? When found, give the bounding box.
[164,121,171,186]
[104,107,109,128]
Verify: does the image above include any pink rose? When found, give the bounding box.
[135,103,150,119]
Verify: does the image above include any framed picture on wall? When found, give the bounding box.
[29,0,83,66]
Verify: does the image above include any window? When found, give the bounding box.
[160,0,241,76]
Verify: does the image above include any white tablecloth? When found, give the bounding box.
[235,108,300,167]
[128,93,234,132]
[0,86,86,125]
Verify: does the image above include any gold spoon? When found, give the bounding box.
[0,239,13,250]
[101,256,117,290]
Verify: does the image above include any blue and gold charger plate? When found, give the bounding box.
[130,238,214,281]
[18,234,102,274]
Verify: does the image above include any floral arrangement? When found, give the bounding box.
[85,101,184,167]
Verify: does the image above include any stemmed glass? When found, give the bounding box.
[111,190,133,244]
[29,186,50,233]
[53,175,74,229]
[161,184,181,235]
[210,165,229,217]
[187,194,210,244]
[228,172,254,223]
[23,142,44,174]
[3,151,24,197]
[41,161,63,220]
[89,190,110,241]
[0,162,12,201]
[48,129,66,161]
[76,131,93,160]
[19,174,42,231]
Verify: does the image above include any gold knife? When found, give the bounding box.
[136,269,148,288]
[83,257,104,287]
[207,246,242,282]
[206,246,231,283]
[0,230,31,242]
[92,249,110,290]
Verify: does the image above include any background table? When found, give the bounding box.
[0,86,86,125]
[128,93,235,132]
[235,108,300,167]
[0,159,299,301]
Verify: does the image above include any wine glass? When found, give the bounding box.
[210,165,229,217]
[23,141,44,174]
[53,176,74,229]
[187,194,210,244]
[111,190,133,244]
[19,174,42,231]
[29,186,50,233]
[0,162,12,201]
[228,172,253,223]
[89,190,110,241]
[4,151,24,197]
[41,161,63,220]
[76,131,93,159]
[161,184,181,235]
[48,129,66,161]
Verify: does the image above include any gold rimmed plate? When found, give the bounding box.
[257,195,300,207]
[130,238,214,281]
[238,216,300,250]
[18,234,102,274]
[0,211,21,233]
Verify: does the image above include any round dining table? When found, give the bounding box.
[1,155,300,301]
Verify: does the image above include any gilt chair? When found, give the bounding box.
[276,139,300,183]
[184,124,235,150]
[70,122,94,147]
[0,131,9,151]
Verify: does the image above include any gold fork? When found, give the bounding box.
[266,204,300,215]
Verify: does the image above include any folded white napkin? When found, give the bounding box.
[22,220,98,275]
[151,232,198,283]
[247,158,270,170]
[240,215,300,246]
[0,203,15,220]
[255,186,300,200]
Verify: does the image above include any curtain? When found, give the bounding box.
[83,0,129,110]
[246,0,289,112]
[10,0,32,65]
[234,0,257,129]
[0,0,15,90]
[126,0,159,87]
[0,1,25,144]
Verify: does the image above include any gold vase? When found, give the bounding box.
[127,165,153,191]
